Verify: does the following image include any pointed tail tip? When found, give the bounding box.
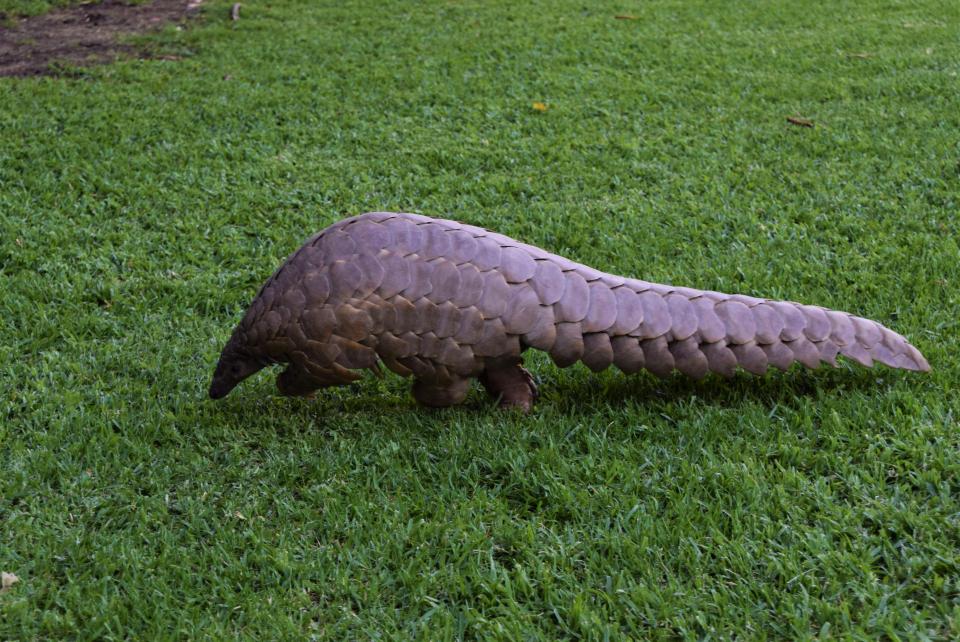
[908,345,931,373]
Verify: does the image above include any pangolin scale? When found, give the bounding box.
[209,212,929,410]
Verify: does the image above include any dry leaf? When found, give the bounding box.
[786,116,814,128]
[234,511,246,520]
[1,572,19,592]
[532,102,548,112]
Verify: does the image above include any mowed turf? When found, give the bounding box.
[0,0,86,19]
[1,0,958,638]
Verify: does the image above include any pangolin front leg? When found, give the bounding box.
[276,363,327,398]
[411,376,472,408]
[209,211,930,411]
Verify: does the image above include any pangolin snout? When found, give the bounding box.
[208,345,266,400]
[208,378,234,399]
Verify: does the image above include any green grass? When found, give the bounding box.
[0,0,150,21]
[2,0,959,638]
[0,0,83,19]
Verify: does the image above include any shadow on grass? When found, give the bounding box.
[204,357,908,432]
[545,361,893,415]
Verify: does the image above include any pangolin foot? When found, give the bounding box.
[480,361,539,412]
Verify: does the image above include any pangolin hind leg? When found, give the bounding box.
[479,359,538,412]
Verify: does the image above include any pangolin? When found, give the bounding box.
[209,212,930,411]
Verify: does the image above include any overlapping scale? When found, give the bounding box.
[420,223,453,260]
[555,271,590,323]
[427,258,462,303]
[761,342,795,371]
[582,281,618,333]
[500,246,537,283]
[770,301,806,341]
[715,300,756,345]
[665,294,697,341]
[403,259,435,301]
[640,336,674,378]
[381,217,425,255]
[827,311,856,347]
[343,219,393,249]
[479,270,511,318]
[636,291,672,338]
[702,341,737,377]
[551,322,584,367]
[752,303,784,345]
[454,264,485,307]
[611,336,645,373]
[801,306,831,342]
[502,287,544,335]
[669,336,709,379]
[610,286,644,335]
[693,297,726,343]
[731,342,768,375]
[522,304,557,351]
[582,333,614,372]
[530,260,566,305]
[472,236,502,271]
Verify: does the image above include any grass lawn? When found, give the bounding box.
[2,0,959,638]
[0,0,82,19]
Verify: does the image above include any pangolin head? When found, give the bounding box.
[208,332,268,399]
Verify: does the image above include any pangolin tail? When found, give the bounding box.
[545,285,930,378]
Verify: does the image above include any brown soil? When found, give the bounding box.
[0,0,202,77]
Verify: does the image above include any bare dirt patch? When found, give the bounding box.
[0,0,202,77]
